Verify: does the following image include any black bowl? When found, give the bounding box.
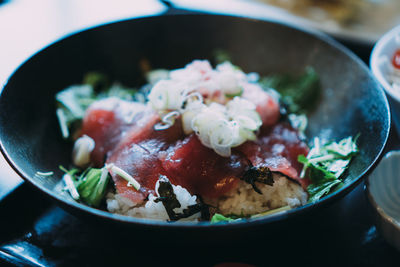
[0,14,390,240]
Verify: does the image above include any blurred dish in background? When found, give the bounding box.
[370,25,400,135]
[252,0,400,44]
[266,0,369,24]
[366,151,400,251]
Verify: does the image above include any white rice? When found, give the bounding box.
[205,174,307,216]
[106,173,307,221]
[106,179,201,221]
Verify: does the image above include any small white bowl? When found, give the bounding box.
[371,25,400,134]
[366,151,400,251]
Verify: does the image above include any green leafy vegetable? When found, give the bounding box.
[298,135,359,202]
[213,49,232,64]
[260,67,321,113]
[97,83,138,101]
[77,168,109,207]
[307,180,343,203]
[225,87,244,98]
[251,205,291,218]
[83,72,110,92]
[210,213,237,223]
[56,72,138,139]
[60,165,80,177]
[56,84,93,138]
[288,113,308,137]
[60,166,110,207]
[211,207,291,223]
[325,136,359,157]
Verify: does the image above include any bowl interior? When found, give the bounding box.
[0,14,390,227]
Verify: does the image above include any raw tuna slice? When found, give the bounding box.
[80,97,148,166]
[237,122,310,189]
[161,134,248,199]
[107,144,167,204]
[111,115,184,156]
[106,116,184,204]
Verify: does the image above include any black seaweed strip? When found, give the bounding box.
[241,166,274,194]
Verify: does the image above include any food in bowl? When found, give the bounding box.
[52,59,358,222]
[263,0,369,24]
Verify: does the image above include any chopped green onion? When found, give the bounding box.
[308,154,336,164]
[251,205,291,218]
[107,163,140,191]
[60,166,110,207]
[63,173,80,200]
[76,167,110,207]
[298,135,359,202]
[210,213,237,223]
[288,113,308,134]
[35,171,54,177]
[56,108,69,139]
[55,73,138,140]
[225,87,243,98]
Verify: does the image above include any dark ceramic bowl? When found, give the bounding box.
[0,14,390,241]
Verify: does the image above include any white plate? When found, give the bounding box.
[370,25,400,134]
[172,0,400,45]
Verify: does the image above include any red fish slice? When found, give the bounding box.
[106,115,184,204]
[237,123,310,189]
[161,134,248,199]
[80,98,148,166]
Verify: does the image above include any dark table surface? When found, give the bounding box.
[1,1,400,266]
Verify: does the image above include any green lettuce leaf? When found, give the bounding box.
[210,213,237,223]
[56,72,138,139]
[60,166,110,207]
[298,135,358,202]
[307,180,343,203]
[260,67,321,114]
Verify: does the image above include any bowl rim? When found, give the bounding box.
[370,24,400,102]
[0,12,391,229]
[366,151,400,230]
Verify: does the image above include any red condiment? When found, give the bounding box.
[392,49,400,69]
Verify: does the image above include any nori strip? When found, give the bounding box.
[154,175,208,221]
[241,166,274,194]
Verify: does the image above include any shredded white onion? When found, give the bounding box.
[35,171,54,177]
[72,135,95,167]
[56,108,69,139]
[107,163,141,191]
[189,97,261,156]
[63,174,80,200]
[147,60,264,157]
[154,111,180,131]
